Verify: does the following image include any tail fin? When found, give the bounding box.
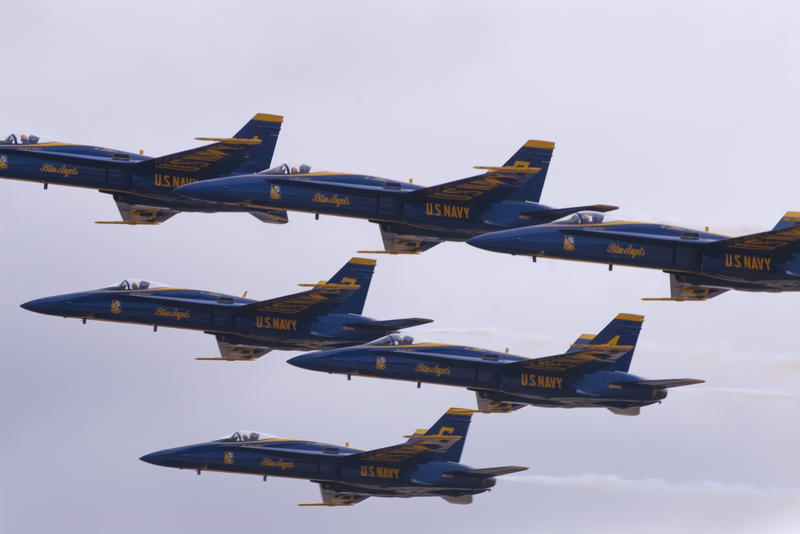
[772,211,800,231]
[229,113,283,173]
[504,140,555,203]
[324,258,376,315]
[405,408,473,463]
[580,313,644,372]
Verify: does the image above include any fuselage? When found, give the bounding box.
[0,141,259,214]
[20,283,400,350]
[467,220,800,291]
[141,437,492,498]
[289,342,668,410]
[175,171,571,240]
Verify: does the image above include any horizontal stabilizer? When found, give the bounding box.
[520,204,618,223]
[250,210,288,224]
[618,378,705,389]
[444,466,528,478]
[344,318,433,332]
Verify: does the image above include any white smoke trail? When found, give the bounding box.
[685,386,800,405]
[506,473,800,500]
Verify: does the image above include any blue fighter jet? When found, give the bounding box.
[467,210,800,300]
[20,258,431,360]
[140,408,526,505]
[0,114,288,224]
[289,314,703,416]
[173,138,616,253]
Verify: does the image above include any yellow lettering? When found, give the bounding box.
[765,258,771,271]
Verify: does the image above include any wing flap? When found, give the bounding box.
[195,336,272,361]
[250,210,289,224]
[642,273,729,301]
[358,225,442,254]
[95,200,179,225]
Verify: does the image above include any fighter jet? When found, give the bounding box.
[0,114,288,224]
[289,314,703,416]
[173,137,616,253]
[467,210,800,301]
[140,408,526,506]
[20,258,431,360]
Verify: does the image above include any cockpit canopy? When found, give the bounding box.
[4,133,41,145]
[555,211,606,225]
[216,431,276,442]
[105,279,170,291]
[260,163,320,175]
[368,334,414,346]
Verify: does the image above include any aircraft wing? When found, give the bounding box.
[149,139,259,178]
[505,345,635,375]
[443,466,528,478]
[406,169,542,204]
[195,335,272,361]
[238,283,360,317]
[95,200,180,225]
[642,273,729,301]
[343,318,433,332]
[347,434,463,465]
[299,485,370,507]
[707,215,800,252]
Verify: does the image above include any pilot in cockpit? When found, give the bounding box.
[4,134,39,145]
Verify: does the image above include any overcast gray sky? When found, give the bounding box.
[2,1,800,532]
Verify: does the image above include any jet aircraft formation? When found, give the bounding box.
[5,112,783,506]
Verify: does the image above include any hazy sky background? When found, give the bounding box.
[2,1,800,532]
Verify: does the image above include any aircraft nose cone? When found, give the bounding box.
[139,451,168,466]
[287,353,319,371]
[20,296,65,315]
[467,232,509,253]
[174,180,224,201]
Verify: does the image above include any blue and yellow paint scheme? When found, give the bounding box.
[173,137,617,253]
[467,211,800,301]
[140,408,526,506]
[0,114,288,224]
[19,258,431,360]
[289,314,703,416]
